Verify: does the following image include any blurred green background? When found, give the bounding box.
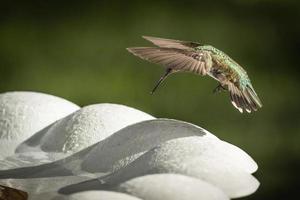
[0,0,299,199]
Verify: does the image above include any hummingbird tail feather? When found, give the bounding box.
[228,83,262,113]
[245,85,263,108]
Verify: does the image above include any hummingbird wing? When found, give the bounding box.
[227,82,262,113]
[126,47,212,76]
[142,36,201,50]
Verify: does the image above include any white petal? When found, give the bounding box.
[0,91,80,159]
[32,191,142,200]
[35,103,154,153]
[65,191,142,200]
[0,104,154,169]
[101,137,259,198]
[0,119,257,199]
[0,119,214,178]
[82,118,217,173]
[117,174,229,200]
[220,140,258,173]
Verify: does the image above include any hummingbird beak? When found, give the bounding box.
[151,68,172,94]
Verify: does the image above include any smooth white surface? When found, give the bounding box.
[0,103,155,169]
[0,119,258,199]
[0,92,259,199]
[24,103,155,153]
[117,174,229,200]
[81,118,216,173]
[30,191,142,200]
[0,91,80,159]
[0,119,213,178]
[102,136,259,198]
[57,191,142,200]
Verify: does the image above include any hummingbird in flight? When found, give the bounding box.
[127,36,262,113]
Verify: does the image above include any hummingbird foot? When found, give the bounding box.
[213,84,226,94]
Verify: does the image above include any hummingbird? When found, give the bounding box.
[127,36,262,113]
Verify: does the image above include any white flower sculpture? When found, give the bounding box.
[0,91,259,200]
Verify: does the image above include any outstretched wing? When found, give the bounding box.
[143,36,201,50]
[127,47,212,76]
[228,83,262,113]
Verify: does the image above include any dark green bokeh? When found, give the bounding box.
[1,0,299,199]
